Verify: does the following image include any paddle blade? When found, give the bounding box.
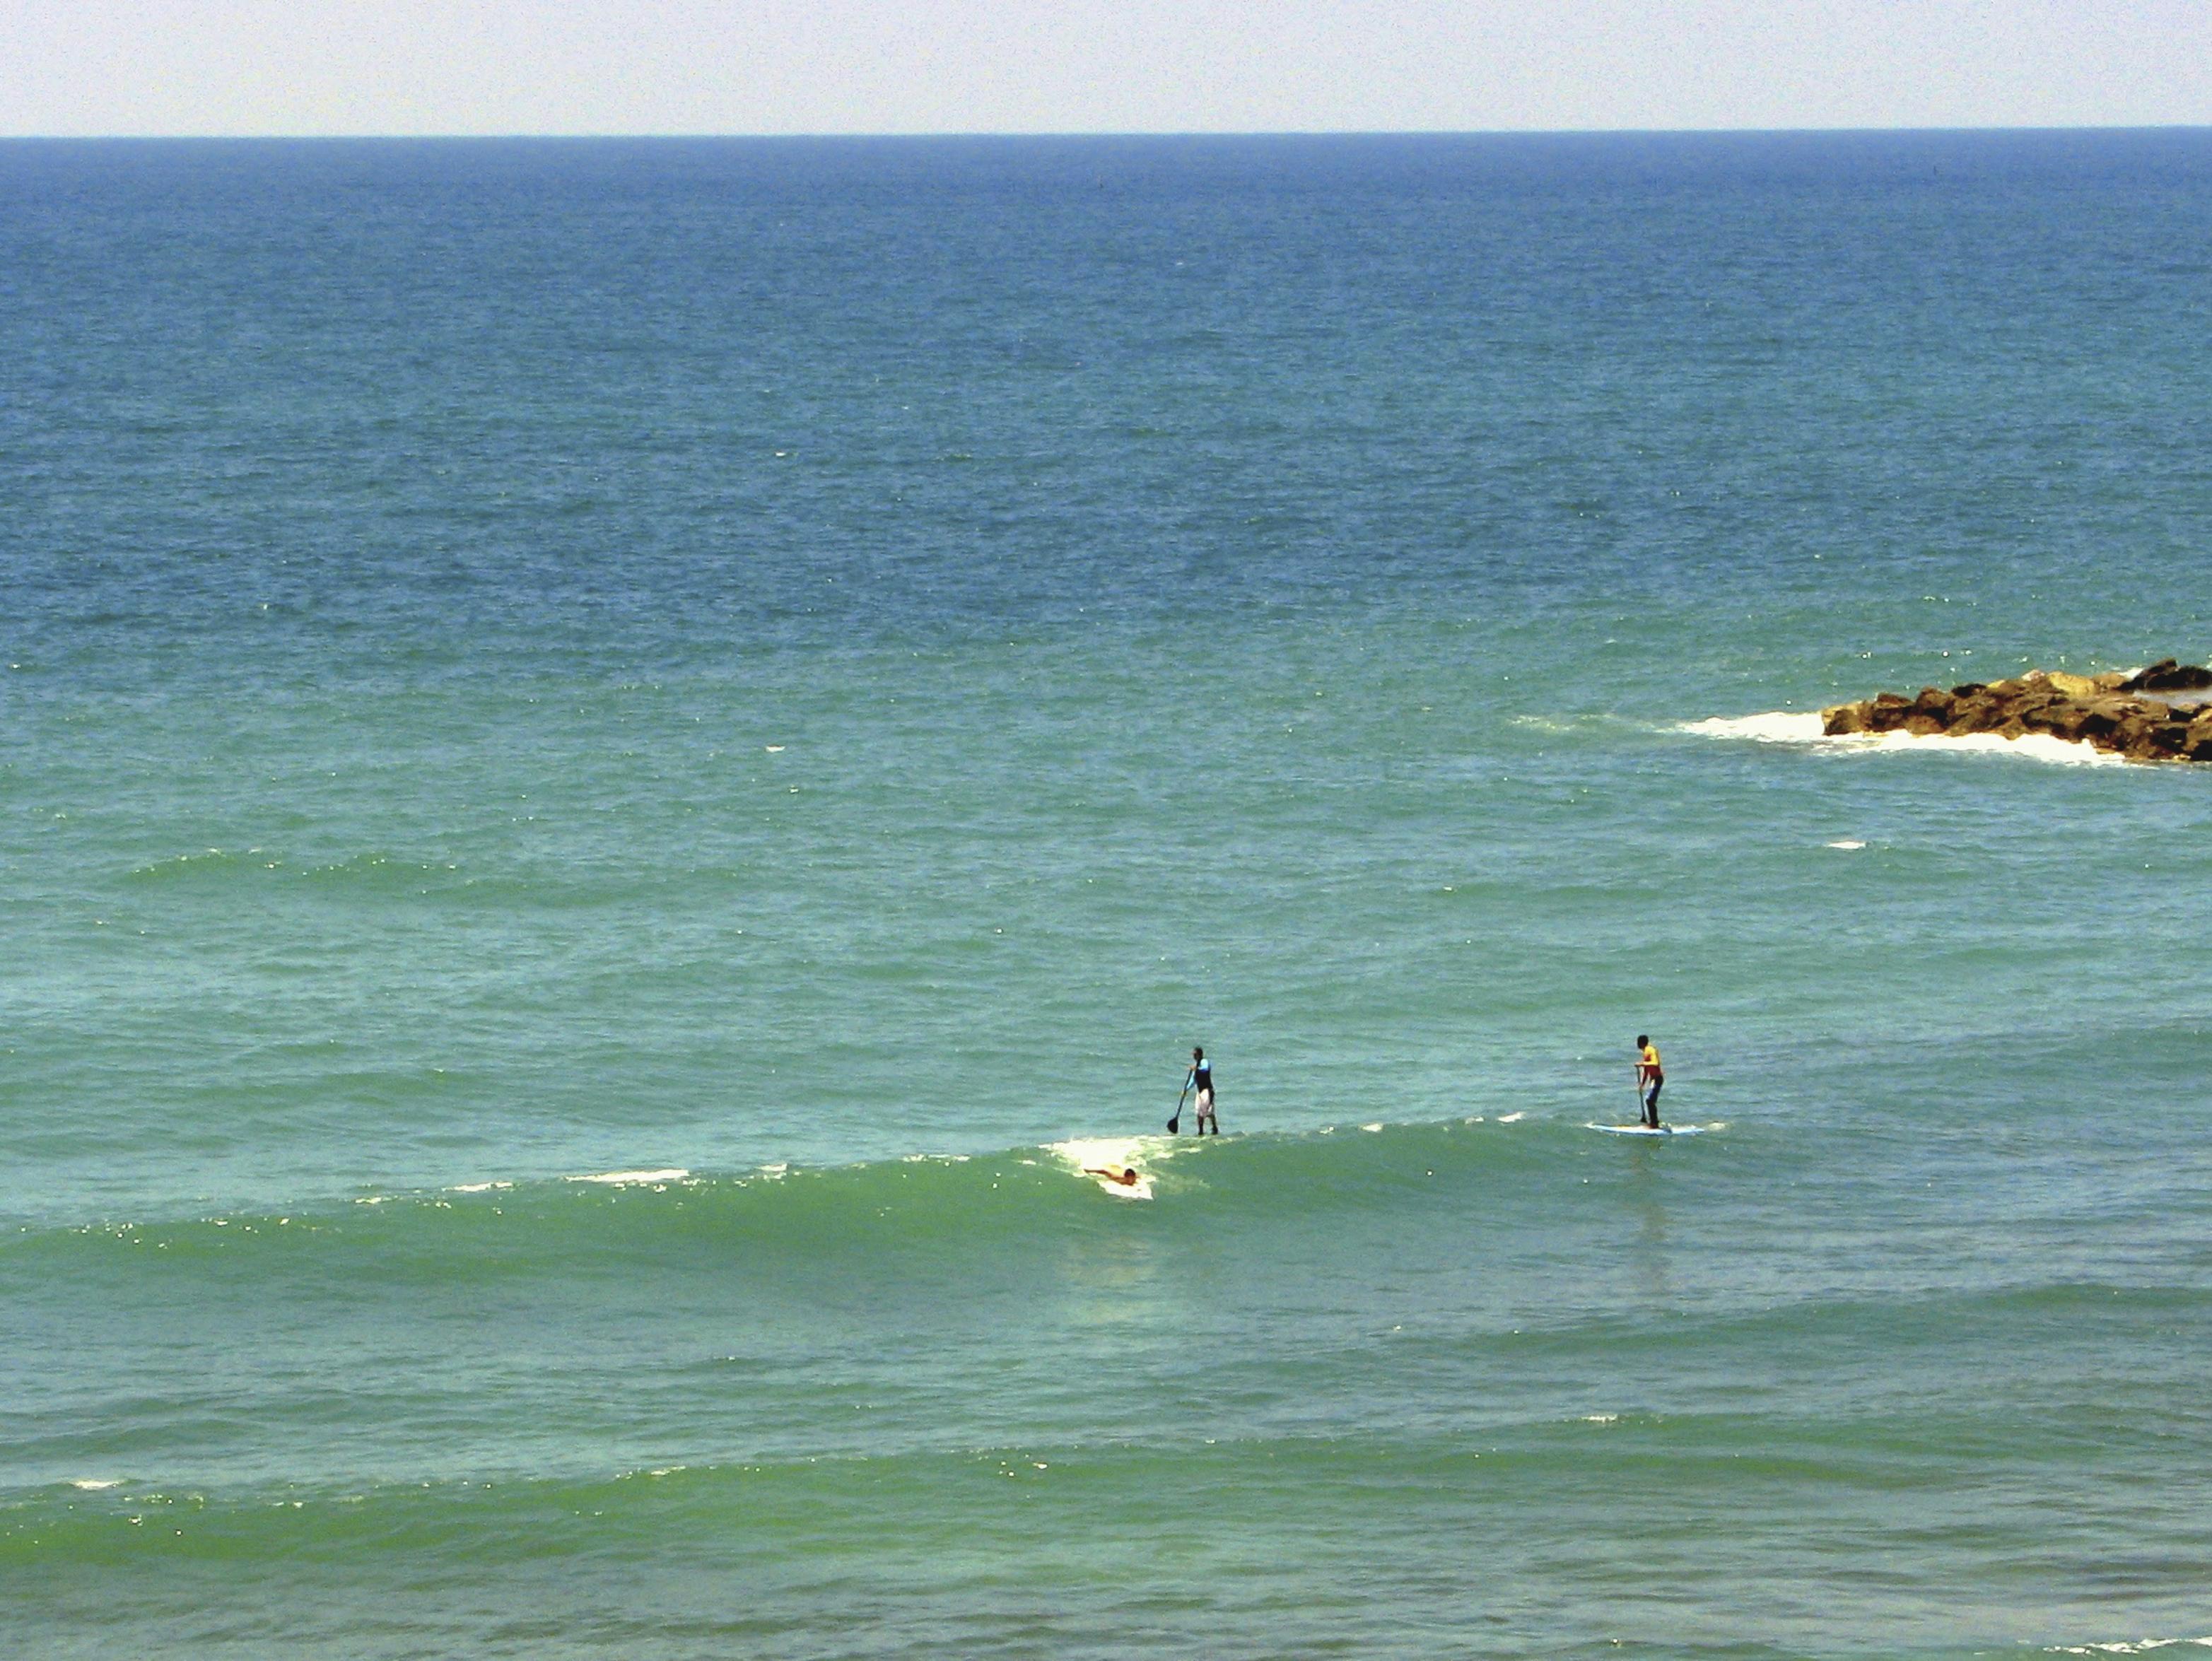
[1166,1117,1180,1134]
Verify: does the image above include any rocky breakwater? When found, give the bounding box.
[1822,659,2212,763]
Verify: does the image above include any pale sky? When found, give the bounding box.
[5,0,2210,137]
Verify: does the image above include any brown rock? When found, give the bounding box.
[2150,722,2194,757]
[2036,703,2093,740]
[1819,665,2212,763]
[2122,659,2212,693]
[1945,696,2001,733]
[1866,693,1910,732]
[2073,698,2140,739]
[2111,713,2160,755]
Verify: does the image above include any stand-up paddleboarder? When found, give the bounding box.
[1636,1035,1664,1128]
[1184,1047,1218,1136]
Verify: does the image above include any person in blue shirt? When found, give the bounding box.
[1183,1046,1218,1135]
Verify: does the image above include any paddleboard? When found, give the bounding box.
[1586,1123,1707,1137]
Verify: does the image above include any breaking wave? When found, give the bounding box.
[1681,712,2127,767]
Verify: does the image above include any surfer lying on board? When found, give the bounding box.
[1637,1035,1664,1127]
[1083,1164,1142,1187]
[1186,1047,1218,1135]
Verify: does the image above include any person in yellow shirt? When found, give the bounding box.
[1635,1035,1665,1128]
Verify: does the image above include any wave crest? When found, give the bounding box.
[6,1117,1574,1278]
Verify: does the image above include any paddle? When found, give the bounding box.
[1168,1083,1190,1134]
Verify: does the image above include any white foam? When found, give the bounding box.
[1497,1111,1526,1124]
[568,1168,688,1185]
[1827,840,1866,850]
[1680,712,1826,743]
[1866,729,2126,766]
[449,1181,511,1195]
[2049,1642,2212,1656]
[1359,1122,1384,1133]
[69,1479,121,1491]
[1047,1137,1159,1170]
[1683,712,2126,767]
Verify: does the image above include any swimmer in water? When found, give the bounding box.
[1082,1164,1142,1186]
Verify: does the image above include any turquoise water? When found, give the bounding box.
[5,132,2212,1658]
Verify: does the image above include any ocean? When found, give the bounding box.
[4,130,2211,1658]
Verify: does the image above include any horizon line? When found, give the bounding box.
[6,122,2211,143]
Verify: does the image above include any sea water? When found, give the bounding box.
[4,132,2212,1659]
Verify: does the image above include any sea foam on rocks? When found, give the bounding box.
[1820,660,2212,763]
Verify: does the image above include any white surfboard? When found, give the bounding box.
[1090,1169,1153,1199]
[1586,1122,1707,1137]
